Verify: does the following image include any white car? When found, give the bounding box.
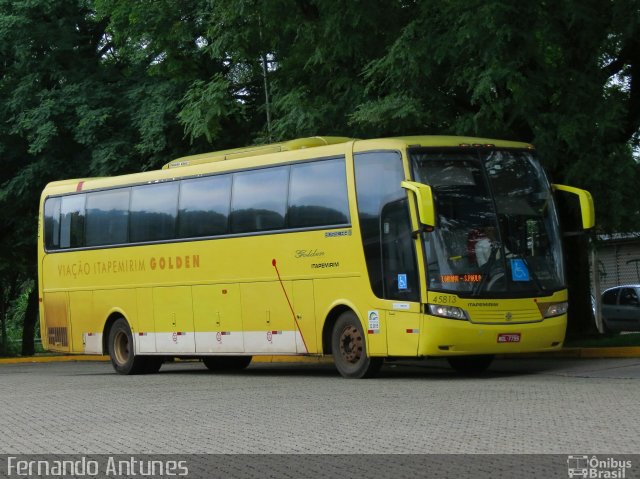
[601,285,640,333]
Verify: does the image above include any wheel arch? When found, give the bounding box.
[101,310,129,355]
[321,303,361,355]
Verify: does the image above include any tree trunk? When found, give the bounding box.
[0,300,6,356]
[21,286,38,356]
[1,278,17,356]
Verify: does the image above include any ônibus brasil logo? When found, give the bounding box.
[567,455,632,478]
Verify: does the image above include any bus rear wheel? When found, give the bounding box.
[447,355,494,376]
[202,356,252,371]
[108,318,148,375]
[332,311,382,379]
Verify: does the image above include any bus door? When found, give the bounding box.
[354,151,422,356]
[380,198,421,355]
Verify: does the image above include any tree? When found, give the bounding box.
[352,0,640,229]
[0,0,211,353]
[346,0,640,335]
[0,0,109,353]
[2,0,640,351]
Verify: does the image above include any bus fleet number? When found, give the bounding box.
[432,295,457,304]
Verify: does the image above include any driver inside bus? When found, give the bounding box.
[475,225,499,267]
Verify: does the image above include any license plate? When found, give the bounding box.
[497,333,521,343]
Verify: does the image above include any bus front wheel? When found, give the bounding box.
[332,311,383,379]
[108,318,148,375]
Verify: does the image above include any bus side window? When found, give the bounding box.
[230,167,289,233]
[85,189,130,246]
[44,197,61,250]
[60,194,85,249]
[287,158,350,228]
[178,175,232,238]
[130,182,179,242]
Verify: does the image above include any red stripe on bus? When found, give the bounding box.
[272,258,309,352]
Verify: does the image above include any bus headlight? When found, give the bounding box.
[428,304,469,321]
[538,301,568,318]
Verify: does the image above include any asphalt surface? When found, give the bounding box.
[0,357,639,456]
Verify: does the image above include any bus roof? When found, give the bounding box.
[42,135,534,196]
[351,135,533,153]
[162,136,354,169]
[164,135,532,169]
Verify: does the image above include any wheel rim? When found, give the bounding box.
[113,330,130,365]
[339,325,363,364]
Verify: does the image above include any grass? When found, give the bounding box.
[0,338,44,358]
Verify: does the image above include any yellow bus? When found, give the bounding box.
[38,136,594,378]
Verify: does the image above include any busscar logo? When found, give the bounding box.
[567,455,632,478]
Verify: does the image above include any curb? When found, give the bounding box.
[2,348,640,364]
[0,355,333,365]
[502,346,640,359]
[0,355,110,364]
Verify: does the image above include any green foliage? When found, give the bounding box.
[0,279,34,357]
[350,94,429,135]
[178,75,246,143]
[353,0,640,231]
[1,0,640,346]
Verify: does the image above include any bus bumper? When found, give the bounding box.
[418,314,566,356]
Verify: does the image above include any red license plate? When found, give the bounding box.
[497,333,521,343]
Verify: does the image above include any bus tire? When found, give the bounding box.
[447,355,494,376]
[107,318,147,375]
[202,356,252,371]
[332,311,382,379]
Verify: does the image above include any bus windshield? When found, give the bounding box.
[411,148,564,297]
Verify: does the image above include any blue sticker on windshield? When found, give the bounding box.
[511,259,530,282]
[398,274,408,290]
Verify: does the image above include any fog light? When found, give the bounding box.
[428,304,469,320]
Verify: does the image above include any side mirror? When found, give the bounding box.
[401,181,436,228]
[552,184,595,230]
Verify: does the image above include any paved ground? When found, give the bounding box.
[0,358,639,456]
